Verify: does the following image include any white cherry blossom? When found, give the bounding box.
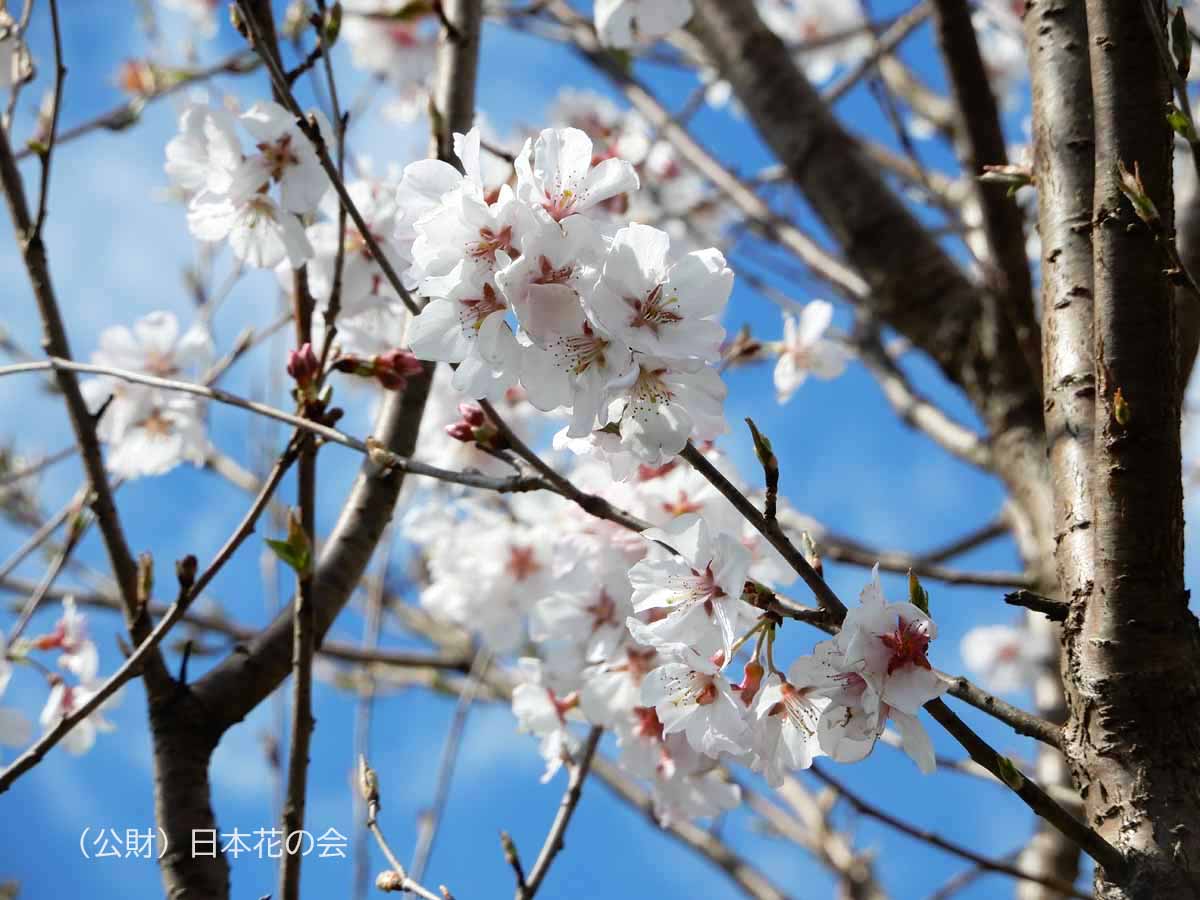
[188,185,313,269]
[638,652,749,757]
[515,127,639,223]
[512,658,583,782]
[238,101,329,214]
[839,566,950,717]
[751,671,830,785]
[628,514,755,659]
[773,300,848,403]
[594,0,694,49]
[38,679,117,755]
[81,312,212,479]
[164,104,242,195]
[961,621,1054,694]
[497,215,603,343]
[590,223,731,363]
[606,357,728,465]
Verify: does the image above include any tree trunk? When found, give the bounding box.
[1062,2,1200,896]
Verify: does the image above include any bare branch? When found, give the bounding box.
[591,756,794,900]
[516,726,603,899]
[809,764,1088,898]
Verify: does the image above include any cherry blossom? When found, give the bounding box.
[839,566,950,716]
[406,267,521,400]
[169,100,328,268]
[751,671,830,785]
[594,0,695,49]
[187,181,313,269]
[755,0,871,84]
[164,104,243,196]
[81,312,212,480]
[497,215,603,343]
[590,223,732,363]
[606,357,728,466]
[633,624,750,757]
[531,559,633,662]
[38,678,117,755]
[237,101,329,215]
[512,658,583,782]
[773,300,848,404]
[341,0,437,120]
[961,622,1055,694]
[515,127,640,223]
[628,514,755,659]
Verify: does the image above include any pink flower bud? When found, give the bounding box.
[736,661,764,706]
[456,403,486,427]
[373,349,424,391]
[445,421,475,443]
[286,343,319,386]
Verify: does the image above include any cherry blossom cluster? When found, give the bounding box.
[406,444,950,824]
[166,100,331,269]
[4,598,118,754]
[401,126,734,469]
[81,311,212,480]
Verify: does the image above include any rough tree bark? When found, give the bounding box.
[1060,1,1200,896]
[1022,2,1096,895]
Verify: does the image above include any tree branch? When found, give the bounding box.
[516,726,602,899]
[809,763,1089,898]
[930,0,1039,382]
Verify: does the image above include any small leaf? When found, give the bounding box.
[266,509,312,575]
[324,2,342,45]
[1167,106,1196,142]
[745,418,777,477]
[996,755,1025,791]
[1114,387,1131,426]
[1173,7,1192,81]
[1117,160,1160,225]
[908,569,930,617]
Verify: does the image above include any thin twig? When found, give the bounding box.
[680,442,848,619]
[7,495,89,643]
[0,436,299,793]
[362,756,446,900]
[0,9,156,669]
[410,648,492,882]
[809,764,1089,898]
[0,444,76,487]
[233,0,420,315]
[1004,589,1069,622]
[13,51,261,162]
[824,2,932,103]
[517,726,603,899]
[924,698,1126,876]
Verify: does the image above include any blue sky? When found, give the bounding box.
[0,2,1187,898]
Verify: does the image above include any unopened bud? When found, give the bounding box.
[457,403,485,428]
[376,871,405,892]
[137,553,154,604]
[737,660,764,705]
[373,349,424,391]
[444,421,475,443]
[358,753,379,809]
[176,554,198,589]
[117,59,160,96]
[287,343,320,388]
